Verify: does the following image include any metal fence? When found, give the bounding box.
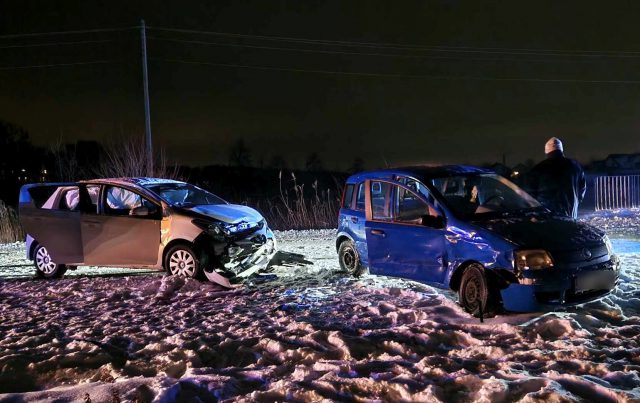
[594,175,640,211]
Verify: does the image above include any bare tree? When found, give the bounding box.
[95,136,180,179]
[349,157,364,173]
[268,154,287,170]
[305,152,323,172]
[229,139,252,167]
[49,138,79,181]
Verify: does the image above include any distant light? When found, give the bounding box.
[43,169,47,174]
[512,171,520,177]
[21,168,26,172]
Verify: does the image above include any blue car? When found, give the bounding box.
[336,165,620,316]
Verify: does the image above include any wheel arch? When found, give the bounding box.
[449,261,513,292]
[336,233,354,252]
[162,238,197,267]
[449,260,484,292]
[28,238,40,260]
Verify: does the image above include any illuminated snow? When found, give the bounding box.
[0,213,639,401]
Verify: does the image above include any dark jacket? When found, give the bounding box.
[527,150,586,219]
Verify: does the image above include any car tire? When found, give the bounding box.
[459,264,496,318]
[338,239,366,277]
[164,244,202,279]
[34,245,68,279]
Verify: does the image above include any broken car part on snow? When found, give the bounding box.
[18,177,277,287]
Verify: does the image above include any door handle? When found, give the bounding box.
[371,229,386,237]
[350,217,358,223]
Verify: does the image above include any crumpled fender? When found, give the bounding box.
[443,219,517,288]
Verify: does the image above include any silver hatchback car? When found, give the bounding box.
[19,177,276,287]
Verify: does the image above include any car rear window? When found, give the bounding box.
[342,184,355,209]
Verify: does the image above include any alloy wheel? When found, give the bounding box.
[35,246,57,274]
[168,249,196,277]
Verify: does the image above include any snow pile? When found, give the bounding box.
[0,227,639,401]
[581,208,640,239]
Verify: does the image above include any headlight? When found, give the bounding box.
[603,235,614,256]
[192,219,230,236]
[515,250,554,271]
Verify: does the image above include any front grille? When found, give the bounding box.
[551,243,608,264]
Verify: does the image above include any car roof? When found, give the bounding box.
[346,165,491,183]
[81,177,186,188]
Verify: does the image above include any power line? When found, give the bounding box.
[147,36,626,64]
[148,26,640,58]
[0,60,115,71]
[151,57,640,84]
[0,39,113,50]
[1,25,637,57]
[0,27,135,40]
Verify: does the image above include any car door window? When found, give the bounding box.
[395,185,431,224]
[40,186,80,211]
[370,181,393,221]
[355,183,366,211]
[104,186,158,217]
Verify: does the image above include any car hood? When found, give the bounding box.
[186,204,264,225]
[474,215,605,250]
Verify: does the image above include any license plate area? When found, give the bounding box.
[575,270,616,293]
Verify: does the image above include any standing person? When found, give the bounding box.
[527,137,586,219]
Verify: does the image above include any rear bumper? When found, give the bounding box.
[500,256,620,312]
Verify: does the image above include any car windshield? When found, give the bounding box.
[147,183,227,207]
[430,174,542,218]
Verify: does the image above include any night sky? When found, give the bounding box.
[2,1,640,170]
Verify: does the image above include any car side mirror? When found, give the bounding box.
[421,214,445,229]
[130,206,149,217]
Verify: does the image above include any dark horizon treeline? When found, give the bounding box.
[3,118,635,208]
[0,119,350,208]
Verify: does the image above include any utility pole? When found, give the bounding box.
[140,19,153,176]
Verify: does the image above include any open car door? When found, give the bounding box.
[19,184,84,264]
[364,179,448,284]
[81,184,161,266]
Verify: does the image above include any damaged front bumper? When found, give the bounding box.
[197,221,277,287]
[499,255,621,312]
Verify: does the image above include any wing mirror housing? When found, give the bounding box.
[421,214,445,229]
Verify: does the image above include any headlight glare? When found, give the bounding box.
[603,235,614,256]
[515,249,554,271]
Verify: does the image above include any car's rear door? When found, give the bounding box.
[364,179,447,284]
[338,182,367,261]
[81,184,161,266]
[19,184,84,264]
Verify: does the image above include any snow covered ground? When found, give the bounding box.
[0,212,639,402]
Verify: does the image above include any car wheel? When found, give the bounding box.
[459,264,496,318]
[34,245,67,279]
[338,239,366,277]
[165,244,202,279]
